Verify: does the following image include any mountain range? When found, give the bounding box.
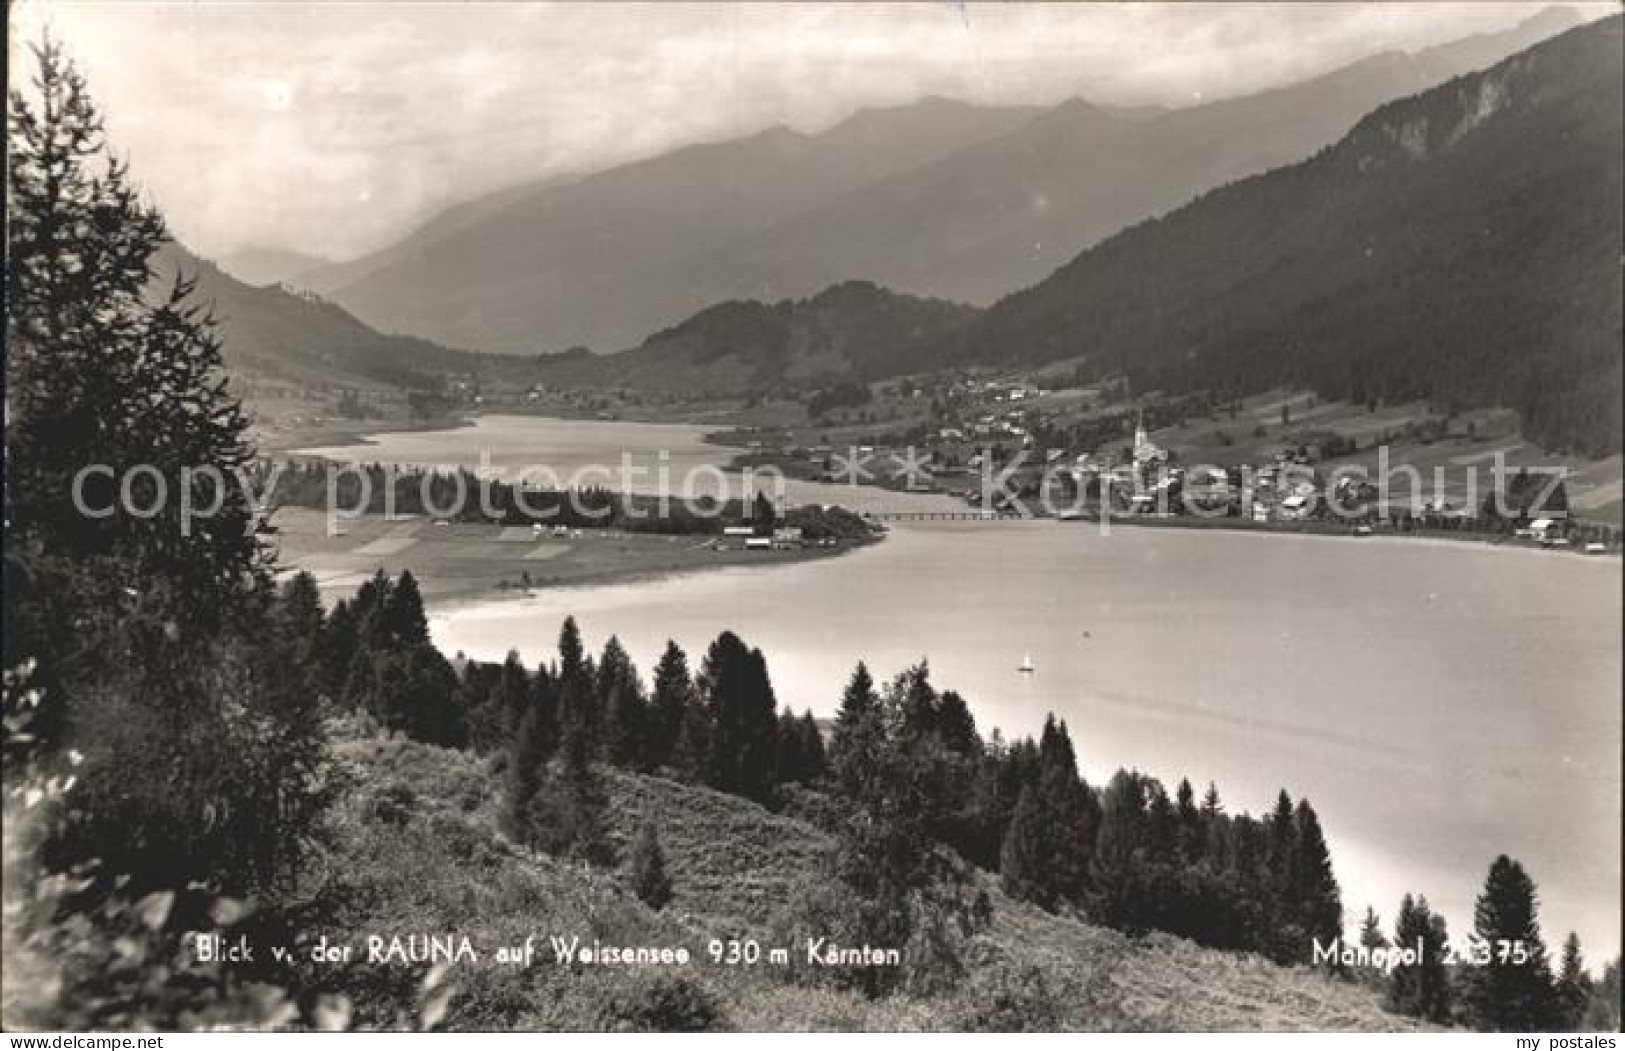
[150,243,487,391]
[292,7,1585,356]
[530,281,981,394]
[929,14,1623,455]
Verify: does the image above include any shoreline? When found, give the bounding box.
[262,412,1616,565]
[271,506,879,610]
[253,411,478,455]
[1081,512,1621,559]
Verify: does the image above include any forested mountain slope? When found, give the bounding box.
[931,16,1623,455]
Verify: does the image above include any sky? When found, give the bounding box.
[7,2,1612,262]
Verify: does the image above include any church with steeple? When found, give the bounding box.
[1132,411,1167,467]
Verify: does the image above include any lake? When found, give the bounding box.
[303,416,1624,961]
[296,413,963,515]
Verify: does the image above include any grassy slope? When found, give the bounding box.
[296,729,1423,1031]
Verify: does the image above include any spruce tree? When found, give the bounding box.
[669,698,711,783]
[1032,718,1099,904]
[1265,789,1297,895]
[7,36,261,602]
[1387,894,1453,1023]
[492,651,532,735]
[319,598,359,695]
[696,632,778,803]
[1461,855,1558,1031]
[629,822,674,910]
[648,640,693,769]
[1174,777,1203,864]
[831,661,881,795]
[379,569,430,647]
[4,39,326,895]
[1288,799,1343,953]
[1000,785,1051,908]
[774,706,806,784]
[1095,769,1151,865]
[596,636,647,767]
[277,571,326,666]
[524,702,611,864]
[1554,932,1590,1031]
[1359,906,1389,951]
[935,689,980,758]
[557,616,587,686]
[1583,959,1620,1031]
[1145,782,1178,863]
[796,710,828,780]
[1200,783,1231,870]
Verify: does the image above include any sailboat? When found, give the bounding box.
[1017,653,1035,674]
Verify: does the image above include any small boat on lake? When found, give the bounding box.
[1018,654,1035,674]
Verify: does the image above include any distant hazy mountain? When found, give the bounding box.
[533,280,979,394]
[216,246,330,287]
[303,97,1037,354]
[307,8,1583,356]
[929,15,1623,455]
[151,243,484,390]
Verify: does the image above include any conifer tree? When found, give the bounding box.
[492,651,531,734]
[669,699,711,782]
[1000,785,1050,908]
[1265,789,1297,895]
[934,689,980,758]
[1095,769,1151,865]
[7,36,261,602]
[523,702,611,864]
[596,636,647,767]
[1288,799,1343,952]
[1200,783,1231,869]
[379,569,430,647]
[319,598,359,695]
[1461,855,1558,1031]
[4,39,326,894]
[774,706,806,784]
[796,710,828,780]
[697,632,778,803]
[369,645,463,746]
[1554,932,1591,1031]
[1359,906,1389,951]
[557,616,587,686]
[555,617,598,751]
[341,644,376,710]
[277,571,326,666]
[1387,894,1453,1023]
[1032,718,1099,903]
[1174,777,1203,864]
[1583,959,1620,1031]
[831,661,881,794]
[629,822,674,911]
[1145,782,1178,863]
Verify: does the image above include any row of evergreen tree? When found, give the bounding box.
[1360,857,1617,1031]
[301,578,1337,964]
[300,578,1616,1027]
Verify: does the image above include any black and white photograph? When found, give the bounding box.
[2,0,1621,1037]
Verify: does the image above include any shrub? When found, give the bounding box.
[628,823,673,910]
[369,784,418,826]
[598,977,727,1032]
[957,964,1062,1032]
